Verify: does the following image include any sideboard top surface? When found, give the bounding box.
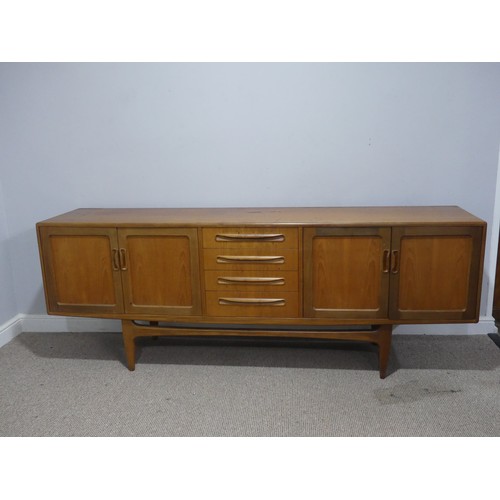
[37,206,486,228]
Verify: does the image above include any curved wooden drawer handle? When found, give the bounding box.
[215,233,285,242]
[216,255,285,264]
[217,277,286,285]
[218,297,286,306]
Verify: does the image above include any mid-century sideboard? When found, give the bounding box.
[36,206,486,378]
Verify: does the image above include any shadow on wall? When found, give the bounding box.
[7,226,47,315]
[0,236,17,323]
[30,287,49,315]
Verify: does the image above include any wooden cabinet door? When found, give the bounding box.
[303,227,391,319]
[389,226,485,321]
[38,227,124,314]
[118,228,201,316]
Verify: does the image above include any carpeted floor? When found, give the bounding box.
[1,331,499,436]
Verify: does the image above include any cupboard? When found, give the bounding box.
[37,206,486,378]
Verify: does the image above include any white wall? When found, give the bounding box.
[1,63,500,323]
[0,180,18,324]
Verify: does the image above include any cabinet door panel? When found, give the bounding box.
[38,227,124,314]
[390,226,484,321]
[119,228,201,316]
[304,228,391,318]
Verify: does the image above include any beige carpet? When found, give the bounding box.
[1,331,499,436]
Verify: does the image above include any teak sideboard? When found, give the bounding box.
[36,206,486,378]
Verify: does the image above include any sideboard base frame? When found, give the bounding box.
[121,320,393,378]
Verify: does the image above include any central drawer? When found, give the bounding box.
[205,291,299,317]
[203,227,298,249]
[203,226,298,271]
[203,249,298,271]
[204,270,298,292]
[202,226,300,317]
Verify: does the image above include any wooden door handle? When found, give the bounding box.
[382,250,390,273]
[391,250,399,274]
[112,248,120,271]
[119,248,127,271]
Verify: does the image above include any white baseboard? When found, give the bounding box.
[0,313,498,349]
[0,314,24,349]
[0,314,121,348]
[21,314,121,333]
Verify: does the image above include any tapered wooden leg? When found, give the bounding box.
[122,320,137,371]
[377,325,393,379]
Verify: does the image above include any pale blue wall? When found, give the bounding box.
[0,180,17,323]
[1,63,500,317]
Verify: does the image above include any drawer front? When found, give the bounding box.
[203,248,298,271]
[204,270,298,292]
[203,227,298,249]
[205,291,299,318]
